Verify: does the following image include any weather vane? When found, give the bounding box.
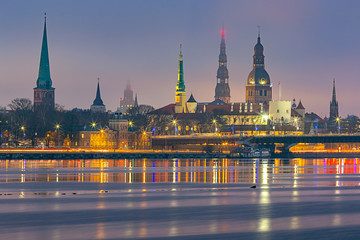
[257,25,261,36]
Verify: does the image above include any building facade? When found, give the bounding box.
[34,15,55,110]
[214,30,231,103]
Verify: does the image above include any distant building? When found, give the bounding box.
[119,82,135,114]
[77,126,117,149]
[340,115,360,134]
[269,101,291,124]
[328,79,339,133]
[305,112,327,134]
[76,117,128,149]
[90,79,106,113]
[245,30,272,105]
[34,15,55,110]
[214,29,231,103]
[109,114,128,148]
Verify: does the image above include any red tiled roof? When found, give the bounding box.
[149,102,266,116]
[296,100,305,110]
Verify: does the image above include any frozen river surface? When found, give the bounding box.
[1,158,360,239]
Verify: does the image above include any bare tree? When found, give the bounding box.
[128,105,155,116]
[8,98,33,111]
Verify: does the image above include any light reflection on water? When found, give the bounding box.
[1,158,360,239]
[0,158,360,187]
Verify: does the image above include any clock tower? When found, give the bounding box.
[245,29,272,105]
[175,45,186,113]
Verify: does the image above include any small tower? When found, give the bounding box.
[295,100,305,118]
[175,44,186,113]
[34,14,55,110]
[186,94,197,113]
[134,93,139,108]
[214,28,231,103]
[329,79,339,121]
[90,78,106,113]
[245,27,272,105]
[291,98,297,109]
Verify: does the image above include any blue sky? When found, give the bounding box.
[0,0,359,117]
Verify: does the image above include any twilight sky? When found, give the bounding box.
[0,0,359,117]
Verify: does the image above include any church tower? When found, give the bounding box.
[90,78,106,113]
[34,14,55,110]
[329,79,339,120]
[214,29,230,103]
[175,45,186,113]
[245,28,272,105]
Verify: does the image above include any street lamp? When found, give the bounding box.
[91,122,96,128]
[213,119,217,133]
[55,124,60,148]
[173,120,177,136]
[20,126,26,145]
[336,117,340,134]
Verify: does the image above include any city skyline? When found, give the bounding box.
[1,0,360,117]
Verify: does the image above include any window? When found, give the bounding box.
[264,90,267,96]
[277,109,279,113]
[260,90,263,96]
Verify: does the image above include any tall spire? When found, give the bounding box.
[332,78,337,103]
[36,13,53,89]
[217,28,228,82]
[176,44,185,92]
[93,78,104,106]
[330,78,339,121]
[134,93,138,107]
[214,26,230,103]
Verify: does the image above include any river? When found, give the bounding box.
[0,158,359,239]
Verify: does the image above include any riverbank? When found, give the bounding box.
[1,149,360,159]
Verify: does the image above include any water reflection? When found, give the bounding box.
[0,158,359,186]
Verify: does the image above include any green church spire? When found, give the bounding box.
[176,44,185,92]
[36,14,53,89]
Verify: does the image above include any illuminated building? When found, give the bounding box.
[90,78,106,113]
[119,82,136,114]
[109,115,129,148]
[34,14,55,110]
[76,116,128,149]
[78,126,117,149]
[245,29,272,105]
[269,101,291,123]
[214,29,231,103]
[175,45,186,113]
